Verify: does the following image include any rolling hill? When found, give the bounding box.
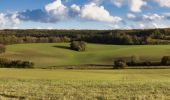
[1,43,170,68]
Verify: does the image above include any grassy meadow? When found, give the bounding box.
[1,43,170,99]
[0,69,170,99]
[1,43,170,67]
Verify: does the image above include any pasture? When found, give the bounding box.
[0,69,170,99]
[1,43,170,68]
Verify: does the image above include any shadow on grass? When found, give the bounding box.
[0,93,25,99]
[53,46,71,50]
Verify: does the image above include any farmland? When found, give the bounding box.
[0,69,170,99]
[1,43,170,68]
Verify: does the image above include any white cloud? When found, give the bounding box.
[0,13,6,26]
[127,13,164,22]
[129,22,169,29]
[0,13,20,29]
[90,0,103,4]
[110,0,147,12]
[129,0,147,12]
[11,13,20,25]
[127,13,136,19]
[154,0,170,8]
[151,22,168,28]
[45,0,68,19]
[163,13,170,19]
[143,14,164,21]
[110,0,124,8]
[71,4,80,13]
[80,3,122,23]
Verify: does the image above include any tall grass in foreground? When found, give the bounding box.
[0,69,170,100]
[0,80,170,100]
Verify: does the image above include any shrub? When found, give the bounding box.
[0,58,34,68]
[70,41,86,51]
[161,56,170,65]
[0,44,5,54]
[127,61,161,66]
[130,55,140,64]
[114,59,127,69]
[22,61,34,68]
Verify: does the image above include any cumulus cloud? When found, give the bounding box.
[70,4,81,17]
[0,13,20,28]
[164,13,170,19]
[154,0,170,8]
[80,3,122,23]
[1,0,170,29]
[110,0,147,12]
[129,0,147,12]
[45,0,68,20]
[0,13,6,26]
[127,13,136,19]
[71,4,80,13]
[110,0,124,8]
[18,0,71,23]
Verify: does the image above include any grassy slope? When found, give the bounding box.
[0,69,170,99]
[1,43,170,67]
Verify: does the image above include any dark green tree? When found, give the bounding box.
[70,41,86,51]
[114,59,127,69]
[161,56,170,65]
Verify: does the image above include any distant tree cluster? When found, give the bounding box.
[114,56,170,69]
[70,41,86,51]
[0,58,34,68]
[0,44,5,54]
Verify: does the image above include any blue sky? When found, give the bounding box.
[0,0,170,29]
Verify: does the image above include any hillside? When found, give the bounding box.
[1,43,170,68]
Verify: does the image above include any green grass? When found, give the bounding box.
[1,43,170,67]
[1,43,170,99]
[0,69,170,99]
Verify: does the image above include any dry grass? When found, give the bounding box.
[0,69,170,99]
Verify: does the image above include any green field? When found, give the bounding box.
[1,43,170,67]
[1,43,170,99]
[0,69,170,99]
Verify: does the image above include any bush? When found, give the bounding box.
[127,61,161,66]
[130,55,140,64]
[161,56,170,65]
[0,44,5,54]
[0,58,34,68]
[114,59,127,69]
[22,61,34,68]
[70,41,86,51]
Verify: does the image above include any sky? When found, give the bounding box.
[0,0,170,29]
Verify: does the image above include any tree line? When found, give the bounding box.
[0,29,170,45]
[0,36,71,45]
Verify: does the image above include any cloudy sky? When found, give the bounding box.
[0,0,170,29]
